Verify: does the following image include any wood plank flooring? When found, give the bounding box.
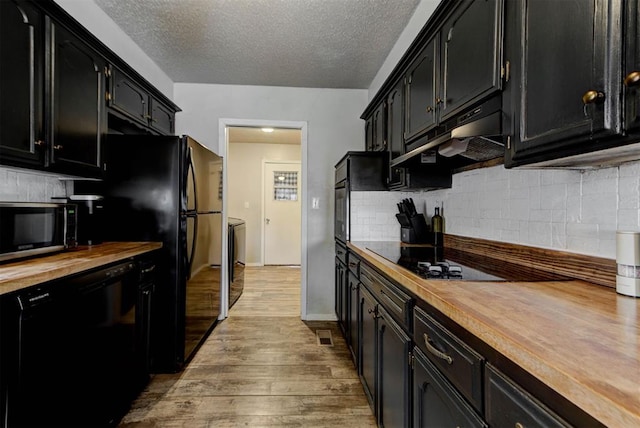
[119,266,376,427]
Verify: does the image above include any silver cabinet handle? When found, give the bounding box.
[423,333,453,365]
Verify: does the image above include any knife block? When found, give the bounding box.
[400,213,429,244]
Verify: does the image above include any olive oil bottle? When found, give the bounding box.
[431,206,443,246]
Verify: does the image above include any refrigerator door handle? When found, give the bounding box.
[187,146,199,213]
[187,212,198,280]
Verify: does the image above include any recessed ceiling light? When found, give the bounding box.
[261,127,274,133]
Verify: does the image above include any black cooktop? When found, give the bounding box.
[367,244,569,282]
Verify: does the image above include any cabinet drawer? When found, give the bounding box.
[347,253,360,277]
[360,264,412,330]
[335,242,347,265]
[485,364,570,427]
[413,306,484,412]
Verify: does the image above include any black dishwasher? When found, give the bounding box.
[4,259,149,428]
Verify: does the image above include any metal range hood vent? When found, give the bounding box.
[391,108,504,168]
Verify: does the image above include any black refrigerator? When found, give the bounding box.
[97,135,223,373]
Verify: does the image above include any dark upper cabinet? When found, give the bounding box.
[108,66,149,128]
[0,0,45,167]
[504,0,624,167]
[107,66,176,135]
[149,98,175,135]
[405,37,438,141]
[404,0,503,145]
[624,0,640,134]
[48,20,106,177]
[365,116,374,151]
[438,0,503,122]
[372,101,386,152]
[413,347,487,428]
[387,79,406,188]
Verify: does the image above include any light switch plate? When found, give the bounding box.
[312,197,320,209]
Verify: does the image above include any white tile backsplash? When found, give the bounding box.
[0,167,72,202]
[350,160,640,259]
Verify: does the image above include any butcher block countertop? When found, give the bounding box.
[348,240,640,428]
[0,242,162,296]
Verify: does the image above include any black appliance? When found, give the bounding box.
[228,217,245,309]
[92,135,223,372]
[52,195,104,245]
[0,202,77,262]
[368,244,569,282]
[334,152,387,242]
[2,259,149,427]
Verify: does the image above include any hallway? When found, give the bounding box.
[119,266,376,427]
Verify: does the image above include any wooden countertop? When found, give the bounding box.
[348,241,640,428]
[0,242,162,296]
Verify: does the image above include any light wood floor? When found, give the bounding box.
[119,266,377,427]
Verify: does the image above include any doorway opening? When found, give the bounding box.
[220,119,308,319]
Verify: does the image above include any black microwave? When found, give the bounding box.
[0,202,77,263]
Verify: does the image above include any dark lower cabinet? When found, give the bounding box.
[413,347,487,428]
[49,19,106,177]
[485,364,570,427]
[377,306,412,428]
[0,255,157,428]
[347,270,360,366]
[360,284,377,408]
[335,256,348,336]
[0,0,45,167]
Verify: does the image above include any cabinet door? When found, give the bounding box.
[335,258,343,323]
[485,364,570,428]
[413,347,486,428]
[387,79,406,187]
[624,0,640,133]
[0,0,44,167]
[405,36,438,142]
[439,0,503,122]
[347,271,360,367]
[377,306,412,428]
[49,21,106,176]
[365,116,374,151]
[108,66,150,128]
[372,101,386,151]
[360,285,377,410]
[149,97,175,135]
[506,0,622,165]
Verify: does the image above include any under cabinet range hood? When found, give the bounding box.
[392,99,505,168]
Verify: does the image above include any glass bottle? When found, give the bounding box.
[432,207,443,246]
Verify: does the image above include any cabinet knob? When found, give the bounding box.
[34,140,45,147]
[426,106,434,113]
[53,144,63,151]
[582,90,605,105]
[436,98,443,105]
[624,71,640,87]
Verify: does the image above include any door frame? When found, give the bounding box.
[262,160,302,265]
[219,118,308,320]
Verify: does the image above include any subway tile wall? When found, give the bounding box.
[0,166,72,202]
[350,160,640,260]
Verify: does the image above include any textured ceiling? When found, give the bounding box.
[93,0,422,89]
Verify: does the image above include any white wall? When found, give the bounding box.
[52,0,174,99]
[228,142,301,265]
[353,161,640,260]
[368,0,441,99]
[174,83,367,319]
